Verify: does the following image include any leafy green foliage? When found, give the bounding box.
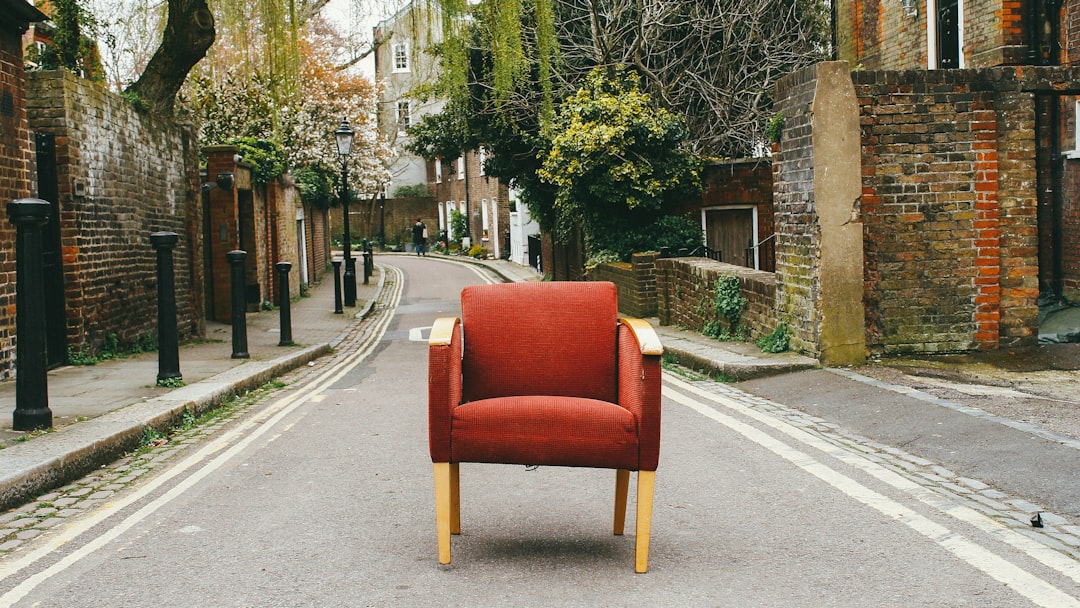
[292,165,337,209]
[27,0,103,78]
[227,137,288,185]
[538,66,702,246]
[393,183,432,198]
[450,209,468,246]
[757,324,790,353]
[702,275,748,341]
[766,112,785,144]
[589,215,704,262]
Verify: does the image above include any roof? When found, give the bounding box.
[0,0,48,33]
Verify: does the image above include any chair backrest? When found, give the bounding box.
[460,281,618,403]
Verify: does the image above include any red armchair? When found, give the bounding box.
[428,281,663,573]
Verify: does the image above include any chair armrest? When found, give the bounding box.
[618,317,664,355]
[617,319,662,471]
[429,317,463,463]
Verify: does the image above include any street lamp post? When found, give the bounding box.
[336,118,357,307]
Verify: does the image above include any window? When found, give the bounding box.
[393,43,409,72]
[481,198,490,239]
[435,158,442,183]
[479,146,487,176]
[458,156,465,180]
[397,101,411,133]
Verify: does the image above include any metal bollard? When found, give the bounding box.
[332,258,343,314]
[151,231,182,385]
[227,250,250,359]
[276,261,293,346]
[362,241,371,285]
[7,199,53,431]
[366,241,374,281]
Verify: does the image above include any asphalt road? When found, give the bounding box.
[1,257,1078,607]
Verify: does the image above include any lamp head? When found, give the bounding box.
[335,118,355,158]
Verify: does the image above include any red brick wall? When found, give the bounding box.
[25,71,203,354]
[655,257,777,340]
[836,0,1028,69]
[849,67,1040,352]
[0,29,34,378]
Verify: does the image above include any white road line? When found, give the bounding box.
[665,374,1080,586]
[0,266,405,607]
[664,374,1080,608]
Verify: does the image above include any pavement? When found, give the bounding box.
[1,252,1076,516]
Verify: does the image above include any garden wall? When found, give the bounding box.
[26,70,203,357]
[655,257,777,340]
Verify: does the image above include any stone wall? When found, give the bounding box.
[25,71,202,357]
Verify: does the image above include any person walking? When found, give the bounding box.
[412,218,427,256]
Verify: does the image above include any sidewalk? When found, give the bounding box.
[0,263,384,510]
[1,253,809,511]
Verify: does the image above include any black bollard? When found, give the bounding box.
[150,232,182,385]
[344,256,357,308]
[227,250,250,359]
[365,240,374,283]
[362,242,371,285]
[332,258,343,314]
[276,261,293,346]
[7,199,53,431]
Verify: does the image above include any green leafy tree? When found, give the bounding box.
[537,66,702,249]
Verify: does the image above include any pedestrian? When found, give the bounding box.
[412,218,427,256]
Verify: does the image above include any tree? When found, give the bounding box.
[427,0,828,157]
[537,66,701,253]
[124,0,216,114]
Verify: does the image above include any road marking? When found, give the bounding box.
[664,374,1080,608]
[0,265,405,607]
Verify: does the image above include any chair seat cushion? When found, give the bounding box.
[451,396,640,469]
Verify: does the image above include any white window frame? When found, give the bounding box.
[393,42,409,73]
[479,146,487,176]
[396,101,411,134]
[481,198,490,239]
[457,157,465,180]
[435,158,442,183]
[926,0,965,69]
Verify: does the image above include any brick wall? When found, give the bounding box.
[26,71,202,355]
[654,257,776,340]
[585,252,659,318]
[836,0,1027,69]
[849,67,1042,352]
[772,65,820,355]
[0,28,35,378]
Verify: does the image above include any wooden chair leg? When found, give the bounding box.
[434,462,453,564]
[635,470,656,574]
[450,462,461,535]
[613,469,630,535]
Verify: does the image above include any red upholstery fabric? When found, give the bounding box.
[460,282,617,403]
[428,281,661,472]
[451,395,639,469]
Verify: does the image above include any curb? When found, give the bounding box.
[0,270,387,512]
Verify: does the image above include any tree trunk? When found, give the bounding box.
[125,0,216,114]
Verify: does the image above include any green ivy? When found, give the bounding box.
[756,324,790,353]
[228,137,288,185]
[702,274,747,341]
[292,164,337,209]
[765,112,785,144]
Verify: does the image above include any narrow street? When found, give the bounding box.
[1,257,1078,606]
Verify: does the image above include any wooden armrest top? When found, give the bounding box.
[619,317,664,355]
[429,317,459,346]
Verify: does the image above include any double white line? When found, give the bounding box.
[0,265,405,607]
[665,373,1080,607]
